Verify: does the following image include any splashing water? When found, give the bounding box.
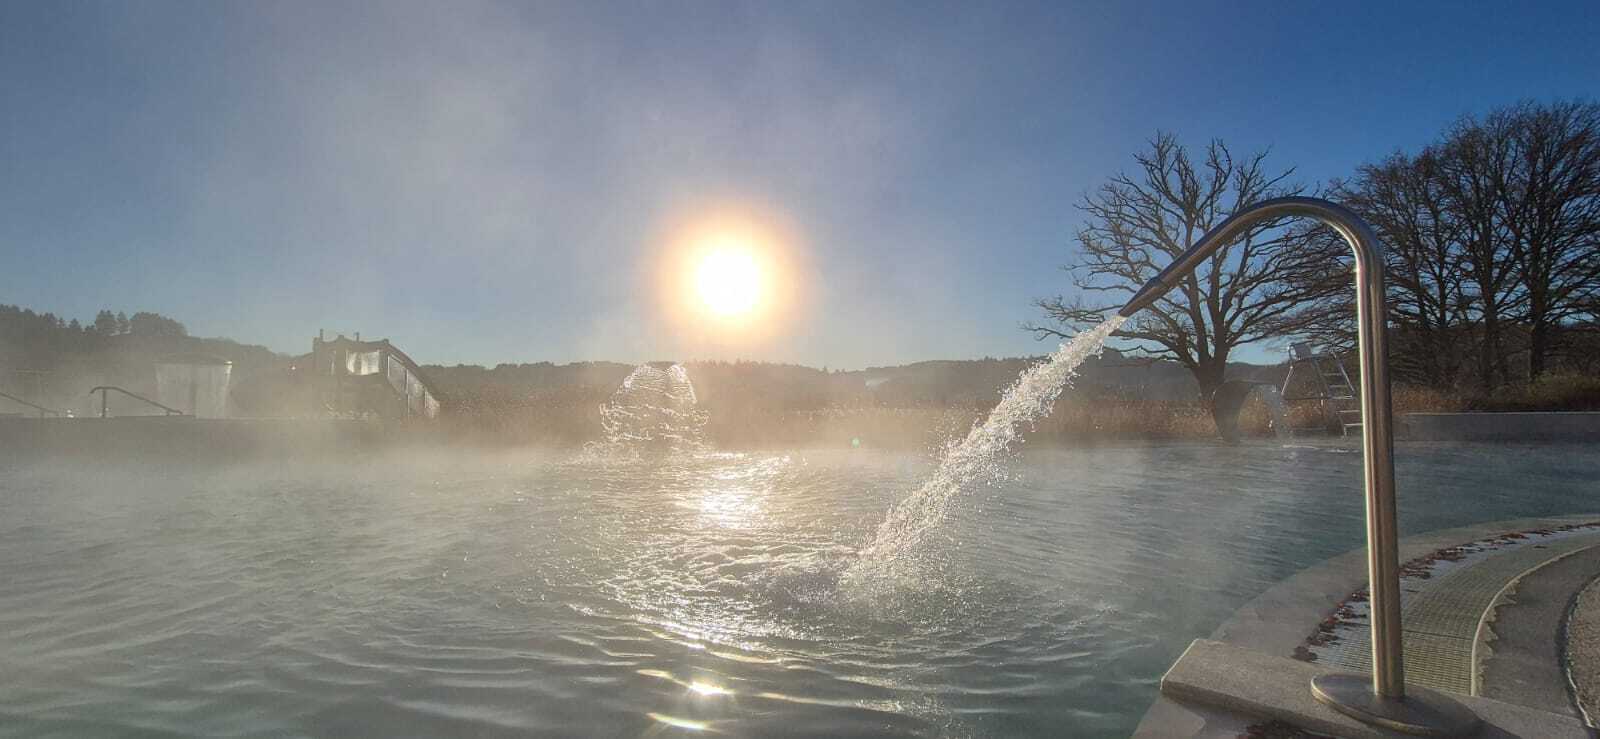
[1257,384,1292,443]
[847,316,1127,581]
[587,362,708,454]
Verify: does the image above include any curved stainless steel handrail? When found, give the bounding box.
[1117,196,1477,734]
[0,389,61,417]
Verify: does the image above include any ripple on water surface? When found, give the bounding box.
[1,442,1597,737]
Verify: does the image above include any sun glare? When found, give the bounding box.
[658,205,801,343]
[695,245,762,317]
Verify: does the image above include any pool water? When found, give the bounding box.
[1,442,1596,737]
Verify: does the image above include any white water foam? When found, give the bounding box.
[848,316,1126,581]
[587,363,708,455]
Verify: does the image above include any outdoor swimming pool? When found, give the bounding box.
[1,441,1596,737]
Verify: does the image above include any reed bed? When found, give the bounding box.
[427,377,1596,450]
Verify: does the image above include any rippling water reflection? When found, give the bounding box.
[1,442,1597,737]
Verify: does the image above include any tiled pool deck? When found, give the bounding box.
[1312,525,1600,696]
[1135,514,1600,738]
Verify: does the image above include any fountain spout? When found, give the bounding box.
[1117,196,1477,735]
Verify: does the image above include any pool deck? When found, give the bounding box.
[1134,514,1600,738]
[1571,578,1600,724]
[1561,575,1600,723]
[1475,543,1600,717]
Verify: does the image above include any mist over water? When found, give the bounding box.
[2,299,1592,739]
[11,315,1594,738]
[4,442,1597,738]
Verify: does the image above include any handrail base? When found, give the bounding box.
[1311,673,1480,736]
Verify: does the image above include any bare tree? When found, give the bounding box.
[1434,119,1522,391]
[1490,100,1600,379]
[1331,151,1472,386]
[1026,133,1338,400]
[1300,100,1600,394]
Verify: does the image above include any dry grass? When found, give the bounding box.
[766,398,1242,449]
[428,373,1600,449]
[705,407,982,450]
[436,385,612,446]
[1467,372,1600,412]
[1393,384,1465,413]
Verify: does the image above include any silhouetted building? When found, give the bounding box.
[310,332,441,420]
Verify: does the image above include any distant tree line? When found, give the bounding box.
[0,304,288,415]
[1,305,188,361]
[1033,99,1600,399]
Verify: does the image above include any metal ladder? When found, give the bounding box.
[1281,342,1361,436]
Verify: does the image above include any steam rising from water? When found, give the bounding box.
[579,323,1132,602]
[848,317,1127,582]
[9,384,1596,736]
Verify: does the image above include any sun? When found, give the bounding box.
[695,245,762,317]
[656,204,801,342]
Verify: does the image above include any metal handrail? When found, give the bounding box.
[0,390,61,417]
[1118,197,1478,735]
[87,386,185,418]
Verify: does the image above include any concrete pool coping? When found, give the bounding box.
[1157,639,1592,738]
[1133,514,1600,738]
[1211,515,1600,659]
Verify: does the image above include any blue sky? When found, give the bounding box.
[2,1,1597,367]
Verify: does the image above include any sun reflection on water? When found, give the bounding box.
[695,488,760,528]
[688,680,731,697]
[647,712,711,732]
